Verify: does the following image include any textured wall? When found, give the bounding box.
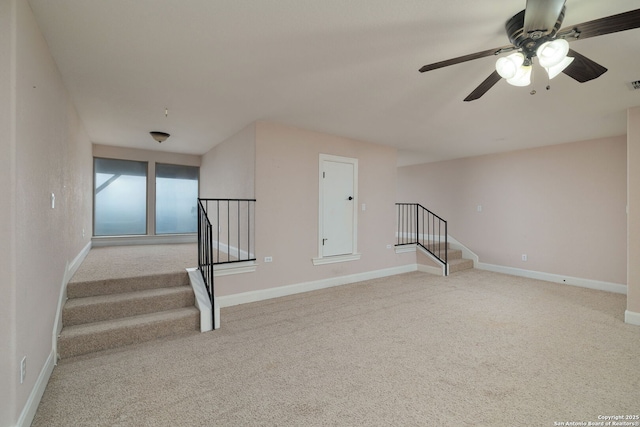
[1,1,93,425]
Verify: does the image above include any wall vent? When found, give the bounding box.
[628,80,640,90]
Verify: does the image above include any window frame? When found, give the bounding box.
[93,157,149,237]
[92,157,200,239]
[154,162,200,235]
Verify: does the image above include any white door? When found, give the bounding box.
[321,159,356,257]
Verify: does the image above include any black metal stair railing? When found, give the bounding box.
[396,203,448,275]
[197,198,256,329]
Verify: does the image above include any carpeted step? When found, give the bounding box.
[421,246,462,261]
[62,286,195,327]
[448,258,474,273]
[423,241,450,252]
[67,271,189,299]
[57,307,200,359]
[445,249,462,261]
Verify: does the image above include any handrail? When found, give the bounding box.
[198,198,257,265]
[197,200,215,328]
[396,203,448,275]
[197,198,257,330]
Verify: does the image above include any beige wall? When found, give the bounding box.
[1,1,93,425]
[628,107,640,316]
[213,121,413,296]
[200,123,255,199]
[0,0,17,423]
[398,136,627,285]
[93,144,201,167]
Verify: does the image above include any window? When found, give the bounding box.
[155,164,199,234]
[94,158,147,236]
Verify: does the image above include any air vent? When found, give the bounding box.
[628,80,640,90]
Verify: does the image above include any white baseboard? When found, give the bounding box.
[476,262,627,295]
[395,233,624,295]
[417,263,443,276]
[218,264,416,308]
[212,240,254,262]
[16,351,55,427]
[68,241,92,277]
[446,235,479,264]
[444,235,626,295]
[625,310,640,326]
[92,234,197,247]
[53,241,92,360]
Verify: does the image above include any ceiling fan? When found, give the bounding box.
[418,0,640,101]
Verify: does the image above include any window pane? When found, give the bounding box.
[156,164,198,234]
[94,158,147,236]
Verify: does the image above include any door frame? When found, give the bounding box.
[313,154,360,265]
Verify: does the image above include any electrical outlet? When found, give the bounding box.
[20,356,26,384]
[264,256,273,263]
[521,254,528,262]
[82,228,85,238]
[386,244,392,249]
[477,205,482,212]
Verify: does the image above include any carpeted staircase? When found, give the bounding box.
[58,271,200,359]
[422,241,474,274]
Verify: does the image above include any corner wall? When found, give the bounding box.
[207,121,415,297]
[627,107,640,324]
[200,123,255,199]
[398,136,627,286]
[1,1,94,425]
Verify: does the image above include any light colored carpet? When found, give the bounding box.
[34,269,639,426]
[69,243,199,282]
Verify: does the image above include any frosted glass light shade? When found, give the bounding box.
[537,39,570,68]
[507,65,532,86]
[546,56,574,79]
[496,52,525,79]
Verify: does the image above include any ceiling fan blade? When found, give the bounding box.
[558,8,640,41]
[464,71,502,102]
[419,45,513,73]
[562,49,607,83]
[523,0,566,37]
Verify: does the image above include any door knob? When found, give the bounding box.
[348,196,353,200]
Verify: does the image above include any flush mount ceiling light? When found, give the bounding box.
[150,131,170,143]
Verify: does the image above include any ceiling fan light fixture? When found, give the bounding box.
[536,39,570,68]
[150,131,170,143]
[496,52,525,79]
[506,64,532,86]
[546,55,575,79]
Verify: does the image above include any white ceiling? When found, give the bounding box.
[28,0,640,166]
